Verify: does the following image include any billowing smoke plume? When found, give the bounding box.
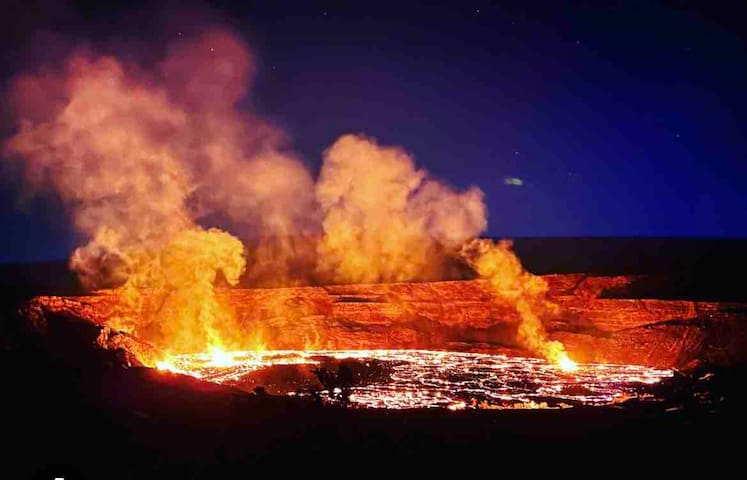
[316,134,486,283]
[4,27,570,363]
[158,31,318,287]
[460,239,576,368]
[8,54,193,288]
[113,228,247,353]
[3,29,314,352]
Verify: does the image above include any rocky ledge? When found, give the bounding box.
[19,274,747,369]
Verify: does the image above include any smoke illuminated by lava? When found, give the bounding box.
[3,29,309,352]
[111,228,246,353]
[4,26,575,364]
[316,134,486,283]
[461,239,576,369]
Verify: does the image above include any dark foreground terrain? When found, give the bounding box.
[4,346,746,479]
[2,238,746,478]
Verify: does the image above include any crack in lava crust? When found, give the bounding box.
[158,350,673,410]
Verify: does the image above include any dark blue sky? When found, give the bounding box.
[1,1,746,262]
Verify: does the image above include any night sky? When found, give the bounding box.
[1,1,745,262]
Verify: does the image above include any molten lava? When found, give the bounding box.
[557,353,579,372]
[157,349,671,410]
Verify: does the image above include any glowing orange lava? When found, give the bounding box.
[157,349,671,410]
[206,348,236,368]
[557,352,579,372]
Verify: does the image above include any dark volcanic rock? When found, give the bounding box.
[14,299,162,368]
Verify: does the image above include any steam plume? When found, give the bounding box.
[316,134,486,283]
[460,239,575,367]
[3,29,313,352]
[4,27,571,364]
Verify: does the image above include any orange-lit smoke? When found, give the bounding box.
[316,134,486,283]
[110,228,246,354]
[3,29,312,352]
[4,27,574,362]
[460,239,575,368]
[159,31,317,287]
